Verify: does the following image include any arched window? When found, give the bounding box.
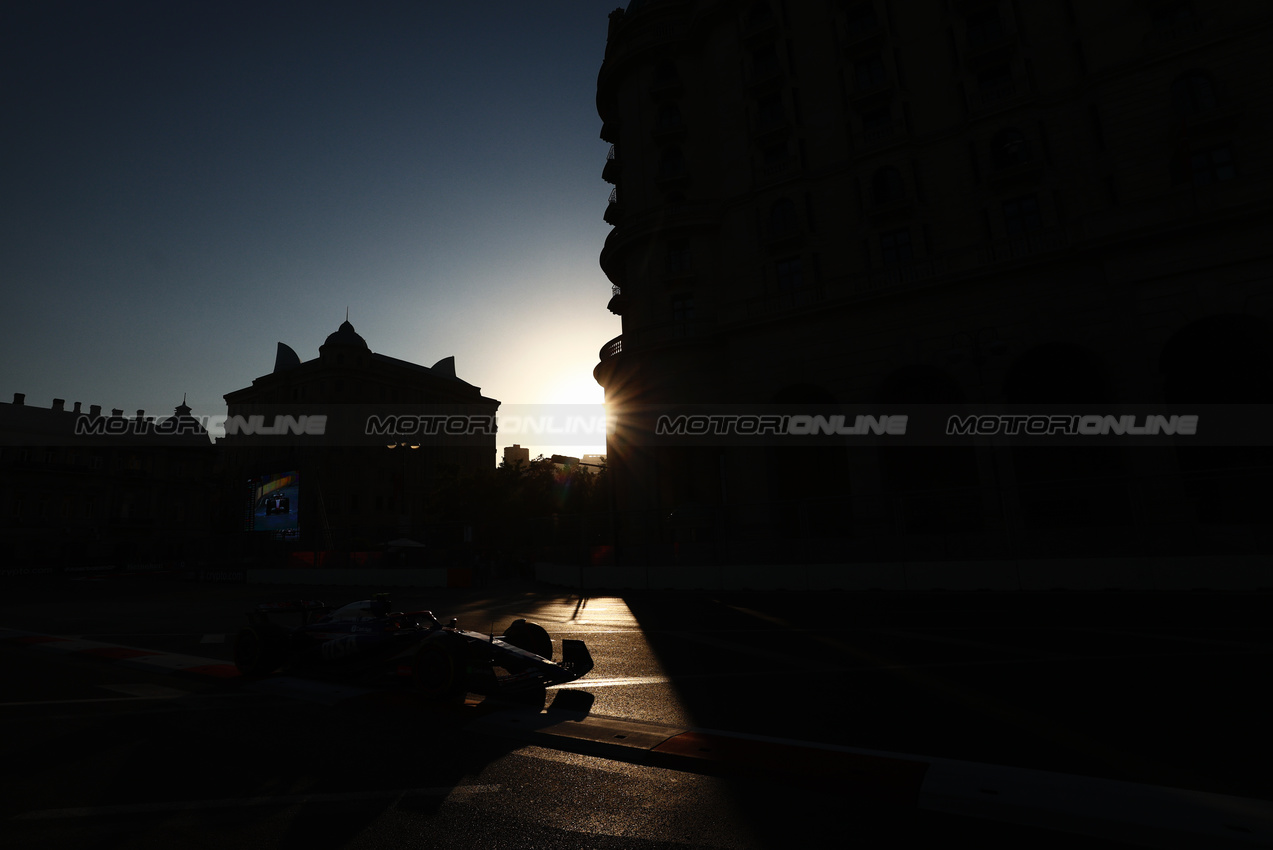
[769,198,797,235]
[757,93,785,128]
[747,2,773,26]
[659,147,686,178]
[656,103,683,133]
[871,166,905,205]
[990,128,1031,168]
[1172,70,1218,116]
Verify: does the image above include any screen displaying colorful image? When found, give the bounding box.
[245,470,299,538]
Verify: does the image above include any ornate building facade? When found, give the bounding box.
[593,0,1273,563]
[221,320,500,554]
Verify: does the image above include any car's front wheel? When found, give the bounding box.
[502,619,553,660]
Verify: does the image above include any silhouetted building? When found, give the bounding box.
[221,320,500,554]
[503,443,531,468]
[593,0,1272,563]
[0,393,215,567]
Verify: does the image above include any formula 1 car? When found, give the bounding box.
[233,593,592,698]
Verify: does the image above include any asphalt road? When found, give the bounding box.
[2,572,1271,848]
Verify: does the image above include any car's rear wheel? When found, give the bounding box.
[502,619,552,660]
[234,625,285,676]
[413,632,468,699]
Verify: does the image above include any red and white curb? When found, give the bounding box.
[469,711,1273,846]
[6,627,1272,845]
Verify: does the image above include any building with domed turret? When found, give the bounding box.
[221,319,500,554]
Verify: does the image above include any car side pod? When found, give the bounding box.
[560,639,594,680]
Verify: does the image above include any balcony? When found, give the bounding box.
[607,284,626,316]
[593,334,624,388]
[651,109,687,142]
[1141,11,1210,55]
[598,335,623,362]
[718,285,825,324]
[602,145,620,184]
[758,152,797,182]
[849,224,1071,295]
[859,258,937,292]
[854,119,907,153]
[970,71,1033,117]
[604,187,620,225]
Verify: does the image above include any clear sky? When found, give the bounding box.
[1,1,620,461]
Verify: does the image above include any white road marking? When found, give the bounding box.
[13,785,502,820]
[563,675,669,688]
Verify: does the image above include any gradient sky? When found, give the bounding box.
[2,1,621,459]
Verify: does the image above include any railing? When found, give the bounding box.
[860,259,937,292]
[598,335,623,362]
[721,285,826,323]
[602,147,620,184]
[857,119,906,151]
[760,154,796,177]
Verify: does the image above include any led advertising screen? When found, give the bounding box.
[245,470,300,539]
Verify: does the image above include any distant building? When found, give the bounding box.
[593,0,1272,563]
[0,392,215,567]
[503,443,531,468]
[221,320,500,552]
